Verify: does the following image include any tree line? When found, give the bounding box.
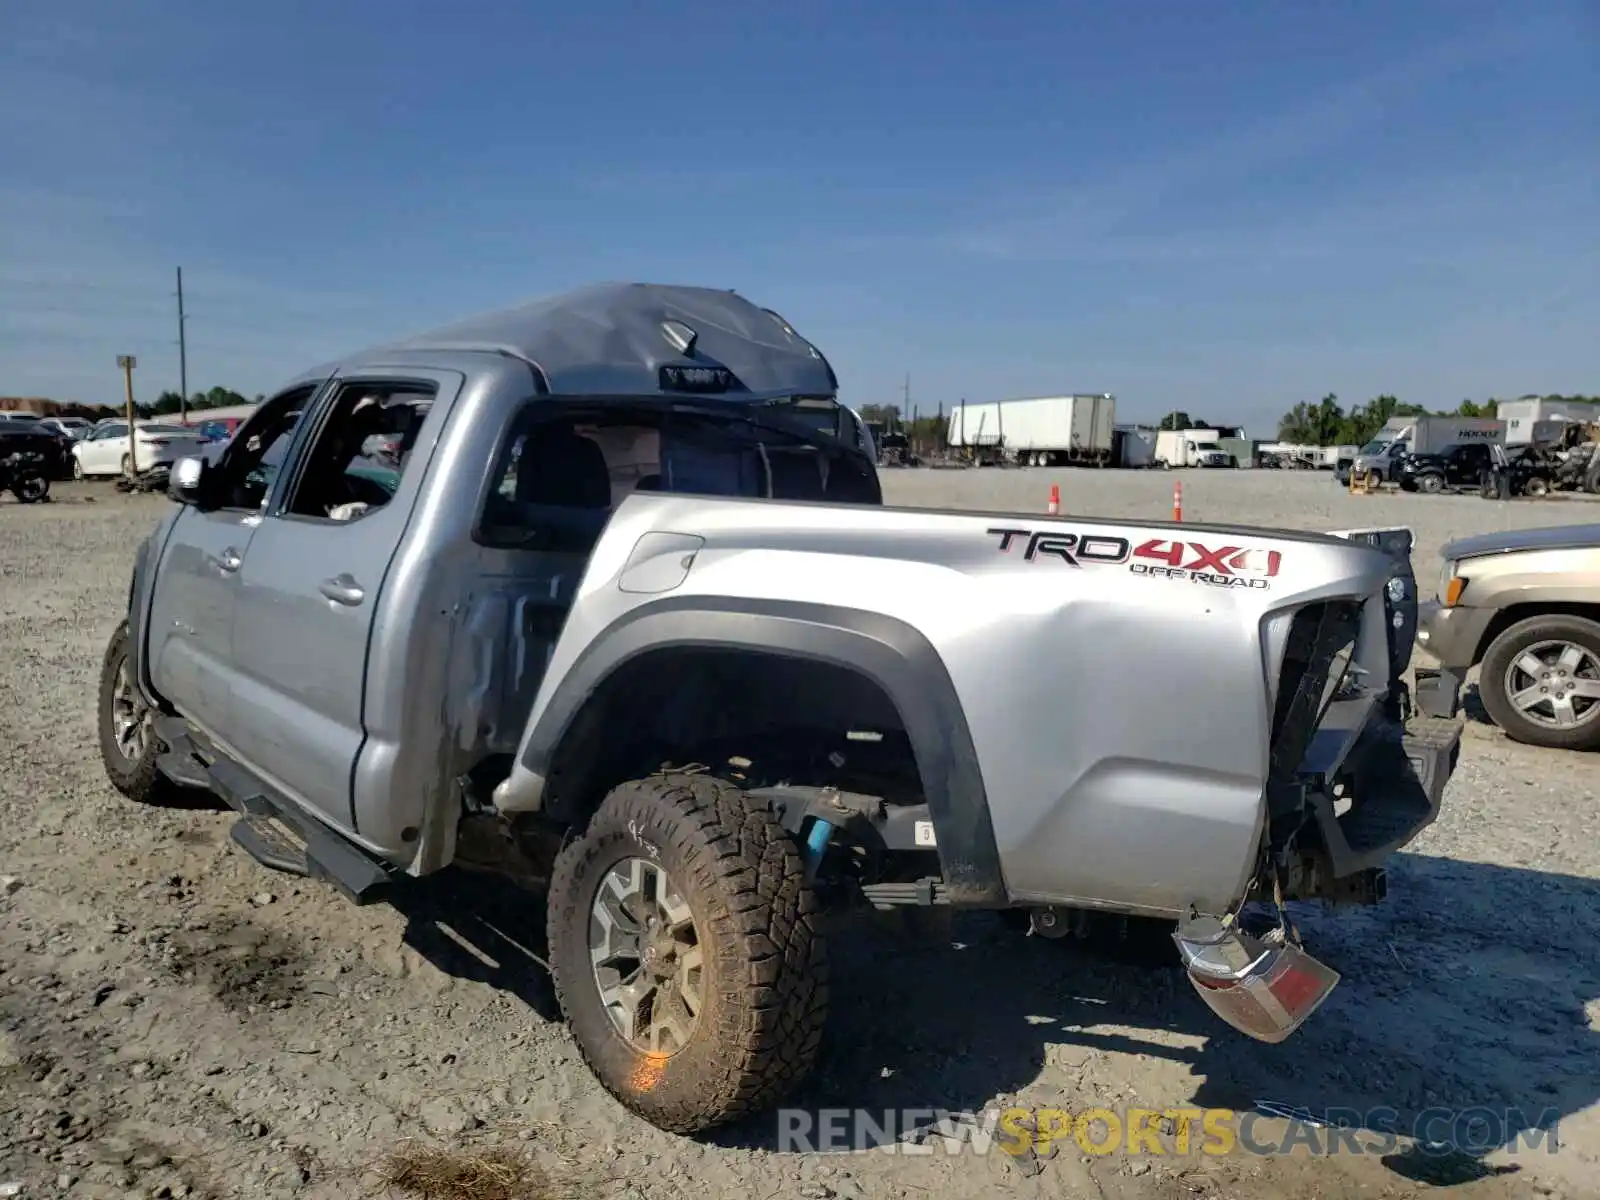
[0,386,263,421]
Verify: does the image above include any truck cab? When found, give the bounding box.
[1352,433,1412,481]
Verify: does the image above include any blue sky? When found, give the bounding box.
[0,0,1594,429]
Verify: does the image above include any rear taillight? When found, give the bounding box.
[1174,917,1340,1043]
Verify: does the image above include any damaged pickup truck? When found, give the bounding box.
[99,282,1464,1134]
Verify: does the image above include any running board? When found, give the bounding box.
[230,814,311,877]
[153,718,393,906]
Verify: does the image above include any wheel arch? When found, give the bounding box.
[124,524,181,712]
[521,598,1007,905]
[1474,601,1600,665]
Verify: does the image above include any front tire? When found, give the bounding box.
[1416,472,1445,494]
[547,773,829,1134]
[98,621,170,801]
[1479,615,1600,751]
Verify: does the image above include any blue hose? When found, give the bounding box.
[804,818,833,877]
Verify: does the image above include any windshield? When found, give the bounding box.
[1194,441,1222,451]
[1359,439,1391,455]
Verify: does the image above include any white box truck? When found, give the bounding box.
[1153,428,1233,468]
[946,395,1116,466]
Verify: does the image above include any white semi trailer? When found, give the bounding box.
[946,394,1116,466]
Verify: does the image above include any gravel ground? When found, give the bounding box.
[1,472,1597,1200]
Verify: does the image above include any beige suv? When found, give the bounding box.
[1417,523,1600,750]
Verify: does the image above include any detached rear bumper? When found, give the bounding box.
[1310,705,1462,879]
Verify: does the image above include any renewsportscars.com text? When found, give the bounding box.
[774,1105,1562,1158]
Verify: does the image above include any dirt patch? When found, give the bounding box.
[161,916,313,1014]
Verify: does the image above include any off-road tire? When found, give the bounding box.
[547,773,829,1133]
[1479,614,1600,751]
[98,621,171,802]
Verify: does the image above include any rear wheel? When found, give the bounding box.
[1478,615,1600,751]
[546,773,828,1133]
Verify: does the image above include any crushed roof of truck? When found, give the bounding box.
[325,282,839,400]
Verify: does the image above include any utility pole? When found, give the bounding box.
[176,266,188,425]
[118,355,139,475]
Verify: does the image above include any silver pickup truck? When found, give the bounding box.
[99,283,1464,1134]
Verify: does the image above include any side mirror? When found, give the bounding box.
[169,455,208,505]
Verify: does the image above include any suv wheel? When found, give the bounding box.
[1479,615,1600,751]
[1416,472,1445,494]
[98,621,170,801]
[547,773,828,1133]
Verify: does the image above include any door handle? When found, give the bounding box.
[217,547,243,573]
[318,575,365,606]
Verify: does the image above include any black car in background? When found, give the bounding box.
[0,424,74,481]
[1395,442,1496,494]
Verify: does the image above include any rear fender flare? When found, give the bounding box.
[518,597,1007,905]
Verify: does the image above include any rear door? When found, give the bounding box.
[228,370,460,833]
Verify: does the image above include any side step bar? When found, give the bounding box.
[153,717,393,906]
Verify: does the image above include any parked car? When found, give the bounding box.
[40,416,93,441]
[71,420,209,479]
[0,424,74,481]
[1396,442,1496,494]
[97,281,1462,1135]
[1417,523,1600,750]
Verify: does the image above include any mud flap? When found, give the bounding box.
[1172,914,1340,1044]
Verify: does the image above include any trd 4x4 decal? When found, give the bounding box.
[989,529,1285,590]
[1130,539,1283,590]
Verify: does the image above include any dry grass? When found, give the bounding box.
[377,1141,562,1200]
